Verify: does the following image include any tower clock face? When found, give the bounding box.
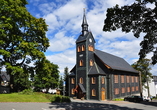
[89,38,92,43]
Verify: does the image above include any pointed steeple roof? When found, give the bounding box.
[81,9,88,36]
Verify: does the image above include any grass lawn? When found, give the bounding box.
[0,93,50,102]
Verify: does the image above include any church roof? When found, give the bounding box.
[88,62,106,75]
[76,32,95,43]
[94,49,138,73]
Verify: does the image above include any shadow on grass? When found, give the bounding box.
[49,101,143,110]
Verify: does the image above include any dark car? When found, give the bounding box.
[124,95,143,102]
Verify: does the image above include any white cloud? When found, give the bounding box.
[48,31,75,52]
[46,49,76,74]
[26,0,157,75]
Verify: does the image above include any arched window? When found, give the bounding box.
[79,60,83,66]
[79,77,83,84]
[71,78,75,84]
[90,59,93,66]
[102,77,105,84]
[82,45,85,51]
[92,89,96,96]
[77,46,81,52]
[91,77,96,84]
[71,88,75,94]
[88,45,91,51]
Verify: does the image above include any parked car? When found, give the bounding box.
[143,96,150,102]
[124,95,143,102]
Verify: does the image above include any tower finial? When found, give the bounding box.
[83,8,85,14]
[82,8,88,36]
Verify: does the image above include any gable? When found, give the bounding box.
[94,49,138,73]
[76,32,95,43]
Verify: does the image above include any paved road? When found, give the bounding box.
[0,99,157,110]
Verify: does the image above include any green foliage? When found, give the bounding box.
[112,98,124,101]
[64,67,69,96]
[59,76,63,90]
[19,89,34,95]
[50,95,71,103]
[33,58,59,92]
[131,59,152,86]
[103,0,157,65]
[0,0,49,92]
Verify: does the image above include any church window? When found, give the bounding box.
[132,76,134,83]
[114,88,119,94]
[79,77,83,84]
[127,87,130,92]
[82,45,85,51]
[92,89,96,96]
[136,86,138,91]
[127,76,130,83]
[88,45,94,51]
[91,77,96,84]
[77,46,81,52]
[121,87,125,93]
[121,75,124,83]
[132,86,135,92]
[90,59,94,66]
[102,77,105,84]
[114,75,118,83]
[71,78,75,84]
[79,60,83,66]
[71,88,75,94]
[135,76,138,82]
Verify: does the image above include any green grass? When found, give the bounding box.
[0,93,50,102]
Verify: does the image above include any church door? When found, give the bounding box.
[101,87,105,100]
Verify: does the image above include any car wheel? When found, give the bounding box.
[124,99,127,101]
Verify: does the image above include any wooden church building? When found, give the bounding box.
[69,12,140,100]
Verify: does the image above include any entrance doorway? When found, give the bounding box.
[101,87,105,100]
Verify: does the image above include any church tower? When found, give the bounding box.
[75,10,95,99]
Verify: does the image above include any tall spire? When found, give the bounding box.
[81,8,88,36]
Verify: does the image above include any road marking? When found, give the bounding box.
[42,108,47,110]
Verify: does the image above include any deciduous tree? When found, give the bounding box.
[103,0,157,65]
[131,58,152,97]
[33,59,59,92]
[0,0,49,91]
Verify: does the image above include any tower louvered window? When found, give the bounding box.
[82,45,85,51]
[77,46,81,52]
[79,60,83,66]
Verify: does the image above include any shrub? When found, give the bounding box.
[50,95,71,103]
[19,89,34,95]
[112,98,124,101]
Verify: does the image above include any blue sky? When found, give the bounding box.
[26,0,157,76]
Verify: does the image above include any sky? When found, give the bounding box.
[26,0,157,76]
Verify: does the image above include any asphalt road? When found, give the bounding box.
[0,99,157,110]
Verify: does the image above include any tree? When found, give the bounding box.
[103,0,157,65]
[0,0,49,92]
[131,58,152,97]
[58,76,63,92]
[33,58,59,92]
[64,67,69,96]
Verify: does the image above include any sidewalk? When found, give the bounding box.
[70,98,131,105]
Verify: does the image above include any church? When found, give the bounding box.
[69,12,140,100]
